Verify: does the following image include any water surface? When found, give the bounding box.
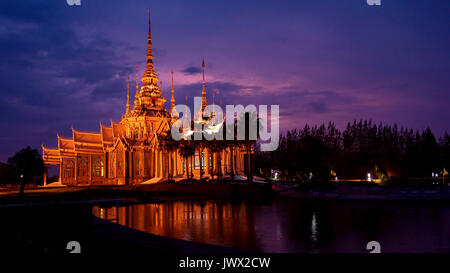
[93,199,450,253]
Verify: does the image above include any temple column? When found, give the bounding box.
[74,155,78,184]
[178,152,182,176]
[152,150,155,177]
[59,160,62,183]
[155,150,159,177]
[159,151,163,178]
[211,153,217,174]
[221,150,225,175]
[203,149,208,175]
[88,155,92,185]
[173,152,177,176]
[43,165,48,186]
[149,150,152,177]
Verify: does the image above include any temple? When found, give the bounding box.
[42,12,249,186]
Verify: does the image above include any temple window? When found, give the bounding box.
[109,154,116,177]
[64,160,74,178]
[78,157,88,177]
[194,152,200,169]
[116,150,123,177]
[194,152,206,170]
[93,156,104,177]
[202,152,206,168]
[134,152,141,175]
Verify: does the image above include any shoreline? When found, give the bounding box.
[2,182,450,204]
[277,189,450,202]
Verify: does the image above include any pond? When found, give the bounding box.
[93,198,450,253]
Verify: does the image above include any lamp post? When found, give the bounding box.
[19,174,25,196]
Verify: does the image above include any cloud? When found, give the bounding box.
[0,4,134,160]
[181,66,202,75]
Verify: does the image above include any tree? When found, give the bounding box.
[158,131,179,182]
[179,139,195,180]
[7,146,45,194]
[0,162,15,184]
[237,112,261,183]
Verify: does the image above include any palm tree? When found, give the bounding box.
[223,122,235,181]
[158,131,179,182]
[209,138,228,182]
[179,139,195,181]
[237,112,262,183]
[197,141,205,181]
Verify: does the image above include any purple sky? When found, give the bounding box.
[0,0,449,161]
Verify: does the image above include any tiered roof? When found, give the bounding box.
[42,121,129,164]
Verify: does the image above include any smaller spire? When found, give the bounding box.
[126,76,130,114]
[201,58,207,111]
[135,65,140,107]
[170,71,176,115]
[212,92,215,117]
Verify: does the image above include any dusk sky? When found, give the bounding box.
[0,0,449,161]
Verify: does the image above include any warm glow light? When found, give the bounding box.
[204,122,223,134]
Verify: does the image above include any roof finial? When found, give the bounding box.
[170,71,176,115]
[141,8,158,85]
[201,58,207,111]
[212,91,215,117]
[126,76,130,114]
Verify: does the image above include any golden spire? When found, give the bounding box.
[141,9,159,87]
[134,65,140,107]
[170,71,175,114]
[201,58,207,111]
[126,76,130,114]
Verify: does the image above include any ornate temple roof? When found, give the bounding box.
[100,124,114,143]
[42,12,211,164]
[42,146,60,165]
[126,10,167,117]
[72,129,103,154]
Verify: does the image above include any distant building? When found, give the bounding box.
[42,13,249,186]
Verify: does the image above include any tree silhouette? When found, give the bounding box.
[7,146,44,195]
[254,120,448,183]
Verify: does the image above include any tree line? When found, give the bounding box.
[254,120,450,183]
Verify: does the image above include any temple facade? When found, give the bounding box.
[42,13,249,186]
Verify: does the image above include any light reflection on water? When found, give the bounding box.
[93,199,450,253]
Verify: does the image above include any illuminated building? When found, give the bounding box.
[42,13,249,185]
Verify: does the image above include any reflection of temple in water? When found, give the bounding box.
[93,201,259,249]
[42,12,249,185]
